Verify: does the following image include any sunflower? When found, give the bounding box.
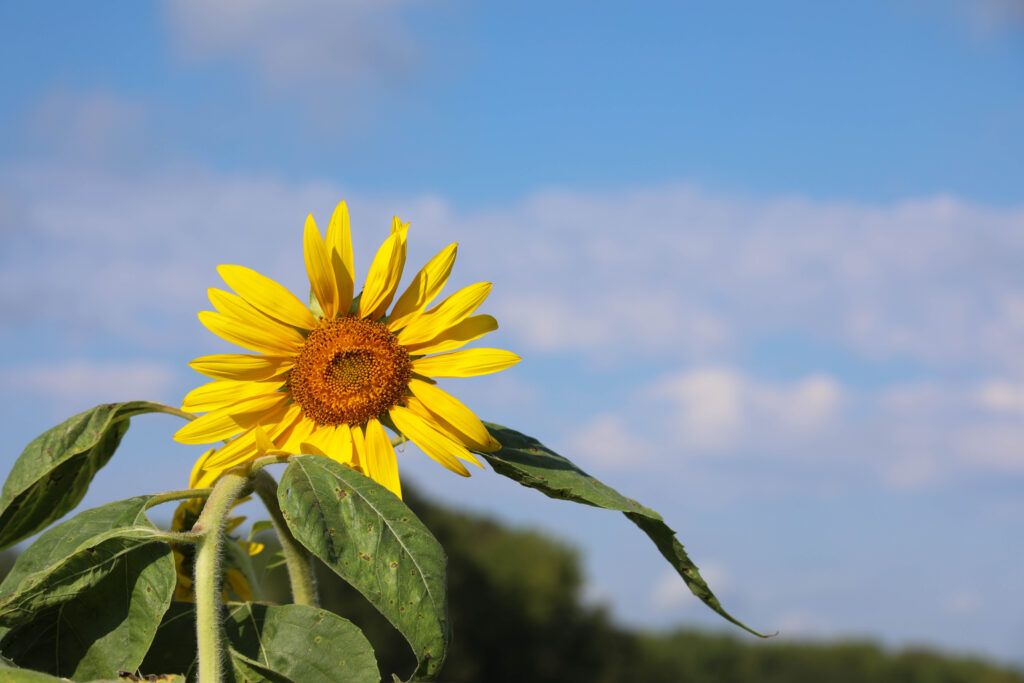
[174,201,519,498]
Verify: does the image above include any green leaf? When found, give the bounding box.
[225,603,379,683]
[142,602,379,683]
[0,497,176,679]
[0,663,184,682]
[479,423,769,637]
[0,401,186,550]
[278,456,448,680]
[248,520,274,542]
[0,666,66,682]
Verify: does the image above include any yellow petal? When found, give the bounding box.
[326,201,355,313]
[218,264,317,330]
[182,378,286,413]
[387,243,458,331]
[174,393,289,445]
[359,224,408,320]
[396,282,492,345]
[207,289,306,354]
[364,418,402,498]
[298,424,334,456]
[404,397,487,466]
[389,405,471,477]
[252,424,275,455]
[198,311,304,356]
[276,414,317,453]
[411,348,521,378]
[203,405,297,469]
[325,425,355,467]
[189,448,220,489]
[304,214,338,319]
[407,378,496,453]
[208,288,295,335]
[403,314,498,355]
[202,432,259,472]
[349,424,367,475]
[189,354,294,381]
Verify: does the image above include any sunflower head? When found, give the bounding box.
[176,202,519,498]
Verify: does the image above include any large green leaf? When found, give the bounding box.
[0,498,175,680]
[479,423,768,637]
[225,603,379,682]
[278,456,448,680]
[142,602,379,683]
[0,402,184,550]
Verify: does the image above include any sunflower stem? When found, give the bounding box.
[251,469,319,607]
[143,487,212,511]
[193,469,249,683]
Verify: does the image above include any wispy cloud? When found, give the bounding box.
[165,0,425,92]
[647,367,843,451]
[2,360,179,417]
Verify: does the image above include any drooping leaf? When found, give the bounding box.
[278,456,448,680]
[0,402,185,550]
[142,602,379,683]
[0,497,176,679]
[478,422,769,637]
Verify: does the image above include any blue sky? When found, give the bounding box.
[2,0,1023,667]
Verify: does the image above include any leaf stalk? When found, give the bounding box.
[251,469,319,607]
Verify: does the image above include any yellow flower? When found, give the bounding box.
[175,201,520,498]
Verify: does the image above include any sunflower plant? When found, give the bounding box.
[0,202,766,683]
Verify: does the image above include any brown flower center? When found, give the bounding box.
[289,316,411,426]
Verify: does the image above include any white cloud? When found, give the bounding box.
[8,155,1024,375]
[974,379,1024,416]
[497,293,730,358]
[5,153,1024,488]
[25,89,147,164]
[944,591,982,616]
[565,414,660,468]
[958,0,1024,38]
[165,0,423,91]
[409,186,1024,372]
[3,360,179,415]
[648,367,843,450]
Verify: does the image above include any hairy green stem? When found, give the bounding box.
[143,488,212,511]
[251,469,319,607]
[247,454,291,474]
[193,469,249,683]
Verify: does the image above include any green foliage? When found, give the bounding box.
[479,422,767,636]
[0,497,175,680]
[277,456,449,680]
[142,602,378,682]
[252,488,1024,683]
[0,404,785,680]
[628,629,1024,683]
[0,402,180,550]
